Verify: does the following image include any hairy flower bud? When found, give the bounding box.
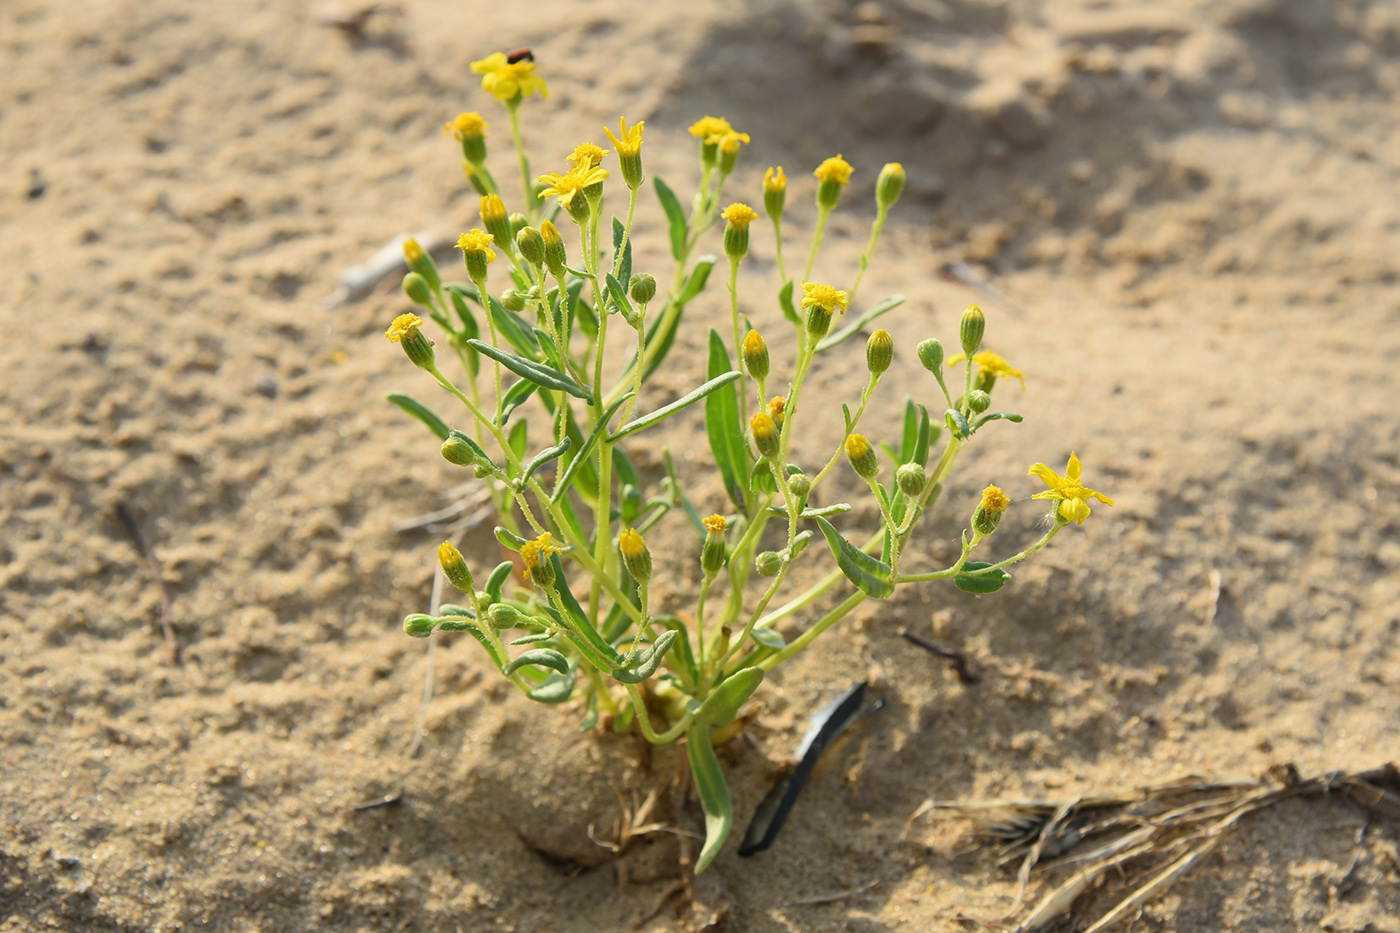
[486,603,522,629]
[876,162,906,212]
[972,484,1010,536]
[742,330,769,382]
[618,528,652,585]
[959,305,985,358]
[516,226,545,266]
[787,471,811,505]
[501,288,527,312]
[844,433,879,479]
[866,329,893,375]
[701,514,728,577]
[814,155,853,211]
[481,195,513,252]
[767,395,787,428]
[896,462,926,498]
[968,389,991,414]
[629,272,657,306]
[763,166,787,220]
[385,313,435,370]
[402,271,433,307]
[721,202,757,259]
[403,237,441,293]
[755,551,782,576]
[540,220,567,278]
[440,429,486,468]
[404,613,435,638]
[917,338,944,373]
[520,533,561,589]
[438,541,475,593]
[751,412,780,458]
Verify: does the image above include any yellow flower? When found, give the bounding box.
[470,52,548,103]
[443,112,488,139]
[519,532,562,582]
[721,203,758,228]
[566,142,609,168]
[384,313,424,343]
[456,229,497,263]
[767,395,786,426]
[603,117,644,156]
[800,282,851,315]
[814,155,854,186]
[537,163,610,208]
[763,166,787,194]
[717,130,750,155]
[981,485,1010,513]
[688,115,733,141]
[619,528,646,560]
[702,514,727,535]
[1029,452,1114,525]
[946,350,1026,389]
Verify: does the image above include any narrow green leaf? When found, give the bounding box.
[547,554,622,667]
[551,394,633,502]
[688,724,733,874]
[528,671,576,704]
[468,338,594,403]
[899,398,919,464]
[522,437,571,483]
[446,286,481,340]
[485,561,514,603]
[751,627,786,650]
[842,403,853,433]
[566,278,597,342]
[487,294,541,357]
[766,502,853,519]
[500,378,538,425]
[815,294,905,353]
[510,632,555,645]
[612,444,641,493]
[654,176,687,260]
[612,630,679,684]
[579,690,600,730]
[915,404,934,468]
[494,525,529,550]
[507,419,528,467]
[386,393,450,441]
[972,411,1025,431]
[777,279,800,325]
[606,272,636,321]
[504,648,571,677]
[813,516,895,598]
[610,372,742,441]
[696,666,765,726]
[954,561,1012,594]
[534,327,566,372]
[678,255,716,306]
[945,408,972,439]
[705,330,749,511]
[415,614,509,671]
[655,614,700,689]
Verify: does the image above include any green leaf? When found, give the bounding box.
[485,561,514,603]
[915,404,935,468]
[751,627,786,650]
[688,724,733,874]
[612,443,641,493]
[500,379,538,425]
[954,561,1012,594]
[813,516,895,598]
[445,286,481,340]
[663,449,706,538]
[654,176,687,260]
[695,666,764,727]
[546,554,622,667]
[494,525,529,550]
[655,614,699,689]
[566,278,597,342]
[386,393,451,441]
[510,632,555,645]
[777,279,800,326]
[534,327,566,372]
[766,502,853,519]
[612,630,679,684]
[972,411,1025,431]
[522,437,571,484]
[504,648,571,677]
[611,216,632,287]
[605,272,636,321]
[815,294,905,353]
[487,294,541,357]
[468,339,594,403]
[610,371,742,441]
[420,614,508,671]
[528,671,576,704]
[945,408,972,440]
[898,399,919,464]
[579,690,600,730]
[507,419,528,468]
[705,329,749,511]
[677,255,716,306]
[552,394,632,503]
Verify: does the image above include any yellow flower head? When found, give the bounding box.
[688,115,733,141]
[980,484,1010,513]
[767,395,787,426]
[618,527,646,560]
[566,142,609,168]
[443,112,488,140]
[470,52,549,103]
[603,117,644,157]
[456,229,497,262]
[750,412,777,441]
[717,130,750,155]
[1029,452,1115,525]
[403,237,427,265]
[722,202,758,228]
[384,312,424,343]
[702,514,727,535]
[814,155,854,186]
[519,532,562,575]
[947,349,1026,390]
[764,166,787,194]
[537,163,610,208]
[800,282,851,316]
[844,434,873,461]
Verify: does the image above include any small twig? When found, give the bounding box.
[901,631,980,684]
[788,879,880,906]
[405,563,445,760]
[1203,569,1222,627]
[392,487,494,533]
[115,503,179,664]
[351,794,403,812]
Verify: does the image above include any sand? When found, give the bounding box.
[2,0,1398,930]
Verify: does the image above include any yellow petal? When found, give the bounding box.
[1066,452,1082,481]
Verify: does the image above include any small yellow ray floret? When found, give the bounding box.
[619,528,646,560]
[520,532,562,575]
[1028,452,1114,525]
[604,117,644,156]
[717,131,750,155]
[814,155,854,186]
[800,282,851,316]
[722,203,758,228]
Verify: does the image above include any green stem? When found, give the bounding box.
[809,374,878,490]
[726,256,749,430]
[625,684,692,744]
[507,104,534,222]
[802,205,832,283]
[848,206,887,306]
[898,523,1063,583]
[772,217,787,284]
[758,591,867,671]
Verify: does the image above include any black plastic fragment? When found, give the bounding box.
[739,681,886,857]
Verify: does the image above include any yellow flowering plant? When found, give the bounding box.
[384,53,1112,873]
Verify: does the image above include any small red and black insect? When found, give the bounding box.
[505,47,534,64]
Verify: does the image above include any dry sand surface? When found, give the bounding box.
[3,0,1400,930]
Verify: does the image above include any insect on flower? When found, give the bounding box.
[505,47,534,64]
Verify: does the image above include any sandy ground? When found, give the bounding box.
[3,0,1400,930]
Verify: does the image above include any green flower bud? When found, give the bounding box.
[721,203,757,259]
[755,551,782,576]
[486,603,522,629]
[763,167,787,221]
[403,237,441,292]
[437,541,475,593]
[805,306,832,342]
[385,313,435,370]
[701,514,728,577]
[917,338,944,373]
[516,226,545,266]
[896,462,926,498]
[540,220,568,278]
[509,212,529,236]
[787,471,811,506]
[481,195,513,252]
[404,613,434,638]
[629,272,657,306]
[959,305,985,358]
[844,433,879,479]
[618,528,652,585]
[402,271,433,307]
[866,329,893,375]
[501,288,527,312]
[742,329,769,382]
[876,162,906,212]
[440,429,485,467]
[968,389,991,413]
[814,155,853,211]
[751,412,780,458]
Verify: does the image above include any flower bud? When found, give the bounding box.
[516,226,545,266]
[814,155,853,211]
[481,195,513,251]
[844,433,879,479]
[721,202,757,259]
[751,412,780,458]
[805,306,832,341]
[959,305,985,358]
[718,132,746,174]
[440,429,485,467]
[402,271,434,307]
[968,389,991,414]
[445,111,489,166]
[629,272,657,306]
[385,313,435,370]
[509,212,529,236]
[866,329,893,375]
[787,471,811,504]
[972,484,1009,536]
[755,551,782,576]
[876,162,906,212]
[701,514,728,577]
[917,338,944,373]
[486,603,522,629]
[404,613,435,638]
[462,160,490,196]
[767,395,787,428]
[896,462,926,498]
[540,220,568,278]
[403,237,441,292]
[501,288,527,312]
[618,528,652,585]
[438,541,476,593]
[763,167,787,220]
[742,330,769,382]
